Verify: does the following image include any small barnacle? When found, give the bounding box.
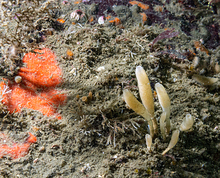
[81,96,88,103]
[14,76,22,83]
[70,10,85,21]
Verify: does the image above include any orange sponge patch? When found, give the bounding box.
[109,17,121,25]
[129,1,149,10]
[140,12,147,24]
[19,48,63,89]
[0,48,67,119]
[0,132,37,159]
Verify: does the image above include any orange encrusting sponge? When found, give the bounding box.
[0,132,37,159]
[109,17,121,25]
[129,1,149,10]
[0,48,67,119]
[140,12,147,24]
[19,48,63,89]
[0,82,66,119]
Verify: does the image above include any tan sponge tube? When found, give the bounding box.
[135,66,157,133]
[162,130,179,155]
[135,66,154,117]
[155,83,171,134]
[123,89,154,137]
[180,114,194,131]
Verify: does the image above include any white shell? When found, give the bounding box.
[15,76,22,83]
[97,66,105,71]
[98,16,105,25]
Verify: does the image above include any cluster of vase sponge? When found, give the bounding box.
[123,66,194,155]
